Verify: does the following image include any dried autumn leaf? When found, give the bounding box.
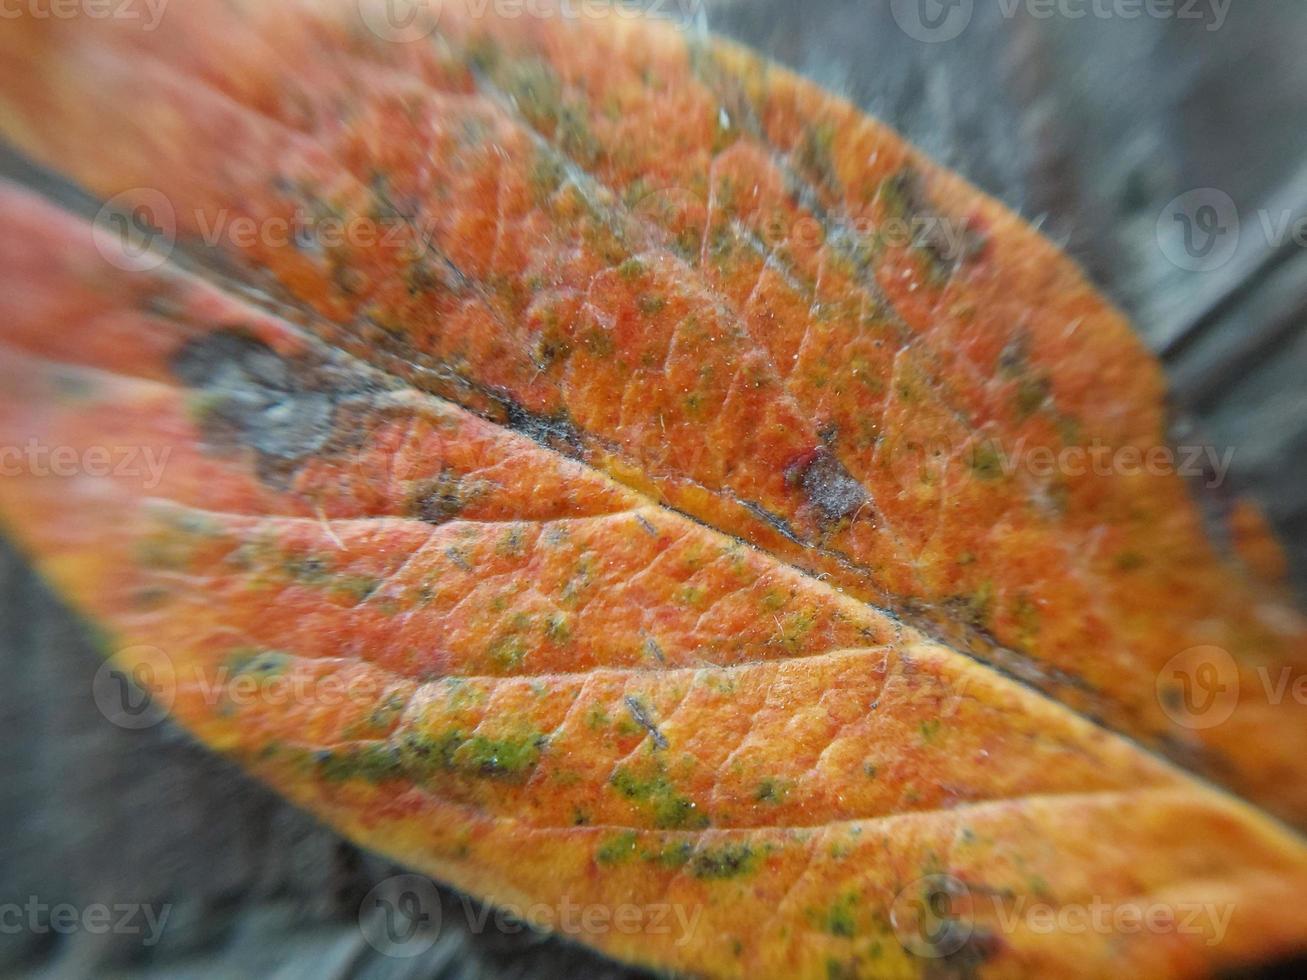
[0,1,1305,976]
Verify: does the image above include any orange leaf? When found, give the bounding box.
[0,2,1305,976]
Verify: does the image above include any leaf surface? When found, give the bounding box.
[0,2,1306,976]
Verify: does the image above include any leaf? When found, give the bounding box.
[0,2,1305,976]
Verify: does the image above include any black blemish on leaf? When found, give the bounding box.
[283,552,331,583]
[740,500,806,546]
[642,635,666,664]
[172,330,332,457]
[503,400,585,457]
[755,778,791,804]
[227,648,293,680]
[170,328,378,485]
[444,546,473,572]
[409,467,473,525]
[624,695,669,750]
[688,842,760,880]
[938,924,1003,972]
[786,448,871,524]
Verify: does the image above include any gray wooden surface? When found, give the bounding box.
[2,2,1305,977]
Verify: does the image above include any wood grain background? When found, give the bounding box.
[2,1,1304,976]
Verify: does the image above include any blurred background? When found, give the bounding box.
[2,0,1305,976]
